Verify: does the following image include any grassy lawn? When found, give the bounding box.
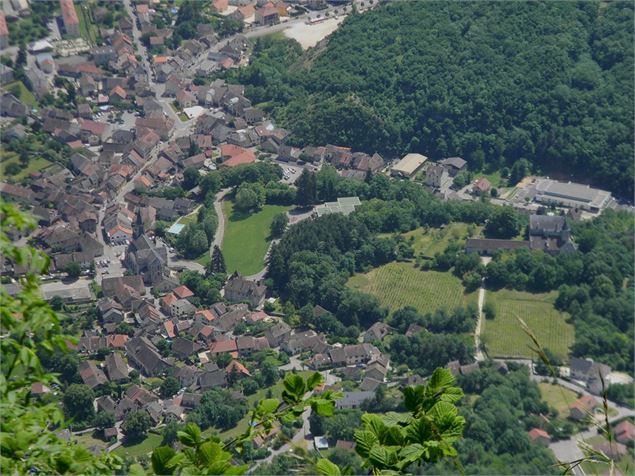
[2,80,37,108]
[222,200,291,275]
[113,432,162,458]
[347,262,477,315]
[481,289,573,361]
[475,169,505,188]
[0,155,52,181]
[538,382,578,416]
[73,432,108,450]
[400,223,481,257]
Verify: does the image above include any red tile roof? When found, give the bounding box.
[106,334,129,348]
[164,320,175,338]
[528,428,550,441]
[195,309,216,322]
[226,360,251,376]
[209,340,237,354]
[60,0,79,26]
[173,285,194,299]
[0,12,8,37]
[162,293,177,307]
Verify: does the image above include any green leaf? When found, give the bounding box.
[128,463,146,475]
[306,372,324,391]
[428,368,454,392]
[178,423,202,447]
[311,398,335,417]
[383,426,404,447]
[368,446,396,469]
[197,441,225,466]
[257,398,280,415]
[362,414,386,440]
[151,447,176,475]
[224,464,249,474]
[402,385,424,413]
[316,458,342,476]
[353,430,378,458]
[397,444,425,468]
[282,373,306,404]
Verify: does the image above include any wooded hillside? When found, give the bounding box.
[232,1,634,197]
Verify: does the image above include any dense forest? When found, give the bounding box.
[228,1,634,197]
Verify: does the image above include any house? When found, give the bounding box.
[171,299,197,319]
[60,0,80,37]
[0,64,13,85]
[0,11,8,49]
[528,428,550,446]
[265,321,292,347]
[528,215,577,255]
[105,352,129,382]
[425,163,451,189]
[613,420,635,445]
[209,339,238,356]
[224,272,266,308]
[363,322,391,343]
[284,331,328,355]
[182,392,202,409]
[472,178,491,195]
[236,336,269,356]
[569,395,599,421]
[570,357,611,395]
[365,361,388,382]
[172,337,203,359]
[0,94,28,117]
[255,5,280,26]
[329,344,381,367]
[198,369,227,390]
[78,361,108,389]
[360,377,382,392]
[125,336,169,376]
[533,179,612,213]
[226,360,251,378]
[336,391,375,410]
[439,157,467,176]
[391,153,427,179]
[592,440,627,459]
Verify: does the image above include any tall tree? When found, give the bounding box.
[210,245,226,274]
[296,170,317,207]
[63,384,95,423]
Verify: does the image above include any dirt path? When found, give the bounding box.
[474,257,491,361]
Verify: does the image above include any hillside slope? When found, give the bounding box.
[233,1,634,197]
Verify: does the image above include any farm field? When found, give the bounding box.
[538,382,578,416]
[221,200,291,276]
[399,222,481,257]
[481,289,573,362]
[347,262,477,315]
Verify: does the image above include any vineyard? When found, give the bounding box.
[347,262,477,315]
[481,289,574,362]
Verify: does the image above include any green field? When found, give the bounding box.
[400,223,481,257]
[221,200,291,276]
[347,262,477,315]
[581,435,634,475]
[538,382,578,416]
[75,4,99,44]
[113,432,162,458]
[2,80,37,107]
[0,155,52,181]
[481,289,573,361]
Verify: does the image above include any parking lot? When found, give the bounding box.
[94,244,127,284]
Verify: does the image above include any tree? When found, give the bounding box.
[296,170,317,207]
[483,301,496,320]
[50,295,64,311]
[235,183,264,213]
[485,206,521,239]
[64,262,81,279]
[15,43,26,68]
[121,411,152,442]
[270,213,288,237]
[161,421,181,447]
[183,167,200,190]
[4,162,21,176]
[63,384,95,423]
[93,411,115,431]
[209,245,226,274]
[509,159,531,185]
[160,376,181,399]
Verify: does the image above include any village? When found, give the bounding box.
[0,0,633,471]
